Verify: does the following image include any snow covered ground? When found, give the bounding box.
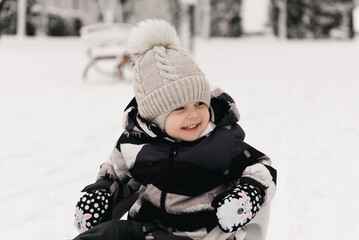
[1,35,358,240]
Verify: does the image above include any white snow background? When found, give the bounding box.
[1,35,359,240]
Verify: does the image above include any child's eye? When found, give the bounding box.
[174,107,185,111]
[195,102,205,106]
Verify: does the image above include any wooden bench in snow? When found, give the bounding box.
[80,23,133,81]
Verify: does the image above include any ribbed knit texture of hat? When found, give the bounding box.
[127,19,211,130]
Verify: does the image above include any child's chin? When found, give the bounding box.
[181,134,199,142]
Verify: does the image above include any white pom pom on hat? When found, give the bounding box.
[127,18,181,62]
[127,18,211,131]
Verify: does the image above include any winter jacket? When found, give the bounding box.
[98,87,277,234]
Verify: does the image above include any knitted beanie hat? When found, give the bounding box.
[127,19,211,130]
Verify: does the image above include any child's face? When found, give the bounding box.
[164,101,210,141]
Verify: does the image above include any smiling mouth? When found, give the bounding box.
[182,123,200,130]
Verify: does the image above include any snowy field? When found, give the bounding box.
[1,35,359,240]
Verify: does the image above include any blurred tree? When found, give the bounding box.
[120,0,192,49]
[46,13,83,36]
[121,0,181,29]
[195,0,210,37]
[270,0,355,39]
[270,0,287,38]
[210,0,242,37]
[0,0,17,34]
[47,13,68,36]
[96,0,124,23]
[179,0,196,53]
[0,0,37,36]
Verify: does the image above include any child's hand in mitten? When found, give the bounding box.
[74,178,114,233]
[211,183,264,233]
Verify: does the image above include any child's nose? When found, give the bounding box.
[187,109,198,119]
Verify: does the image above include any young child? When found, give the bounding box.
[73,19,277,240]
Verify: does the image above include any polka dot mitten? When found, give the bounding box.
[74,178,114,233]
[211,180,265,233]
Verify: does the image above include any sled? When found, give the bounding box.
[80,22,133,81]
[203,203,271,240]
[111,190,271,240]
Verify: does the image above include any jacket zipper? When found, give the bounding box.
[160,147,177,211]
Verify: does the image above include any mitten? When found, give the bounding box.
[74,177,114,233]
[212,182,265,233]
